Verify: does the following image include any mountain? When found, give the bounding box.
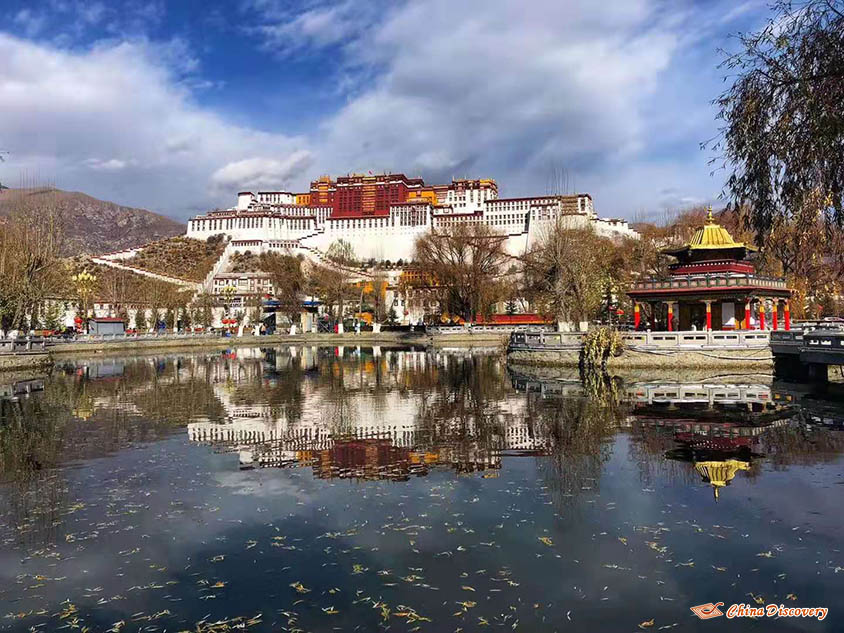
[0,188,185,255]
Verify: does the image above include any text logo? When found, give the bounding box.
[690,602,725,620]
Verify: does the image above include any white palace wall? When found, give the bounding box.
[186,193,639,263]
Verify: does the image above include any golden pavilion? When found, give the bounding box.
[628,208,792,331]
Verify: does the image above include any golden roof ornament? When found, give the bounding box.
[687,206,757,251]
[694,459,751,501]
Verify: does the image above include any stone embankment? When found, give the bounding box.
[47,331,429,358]
[0,352,52,371]
[0,331,435,371]
[507,329,774,370]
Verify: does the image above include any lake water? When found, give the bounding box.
[0,346,842,632]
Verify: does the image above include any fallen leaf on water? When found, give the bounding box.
[639,619,654,629]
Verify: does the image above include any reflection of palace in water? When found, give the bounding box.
[187,350,844,490]
[188,347,546,477]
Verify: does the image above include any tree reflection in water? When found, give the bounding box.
[529,372,628,507]
[4,348,844,548]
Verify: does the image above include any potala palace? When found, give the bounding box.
[186,173,639,261]
[88,172,640,329]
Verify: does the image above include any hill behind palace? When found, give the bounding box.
[0,188,185,255]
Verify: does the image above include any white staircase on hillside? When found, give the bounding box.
[91,256,201,290]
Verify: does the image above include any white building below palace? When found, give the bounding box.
[186,182,638,262]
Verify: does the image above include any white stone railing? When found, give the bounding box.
[430,324,554,335]
[623,330,770,348]
[509,329,771,351]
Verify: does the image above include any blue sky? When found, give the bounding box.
[0,0,768,222]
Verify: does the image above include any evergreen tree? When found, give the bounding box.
[43,301,64,331]
[135,308,148,332]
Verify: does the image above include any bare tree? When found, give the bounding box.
[522,222,616,325]
[413,223,510,322]
[258,252,305,322]
[308,240,359,324]
[0,187,67,331]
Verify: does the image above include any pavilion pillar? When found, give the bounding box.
[784,300,791,331]
[633,303,641,330]
[666,301,674,332]
[744,300,751,330]
[704,300,713,331]
[759,299,766,330]
[772,299,779,331]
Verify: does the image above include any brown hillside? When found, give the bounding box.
[0,188,185,255]
[124,235,227,282]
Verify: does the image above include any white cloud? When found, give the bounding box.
[0,0,756,221]
[84,158,130,171]
[211,152,314,191]
[311,0,680,189]
[0,34,311,217]
[255,0,731,216]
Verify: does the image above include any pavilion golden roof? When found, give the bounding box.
[687,207,757,251]
[695,458,751,500]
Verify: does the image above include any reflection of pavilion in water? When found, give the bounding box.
[624,380,805,499]
[636,416,792,496]
[509,371,804,500]
[634,400,793,500]
[189,348,545,476]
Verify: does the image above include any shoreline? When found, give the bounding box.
[48,331,430,356]
[2,331,775,373]
[1,332,431,370]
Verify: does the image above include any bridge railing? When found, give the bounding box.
[771,330,804,344]
[804,331,844,350]
[0,338,48,354]
[509,331,586,349]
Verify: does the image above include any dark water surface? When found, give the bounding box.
[0,346,842,632]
